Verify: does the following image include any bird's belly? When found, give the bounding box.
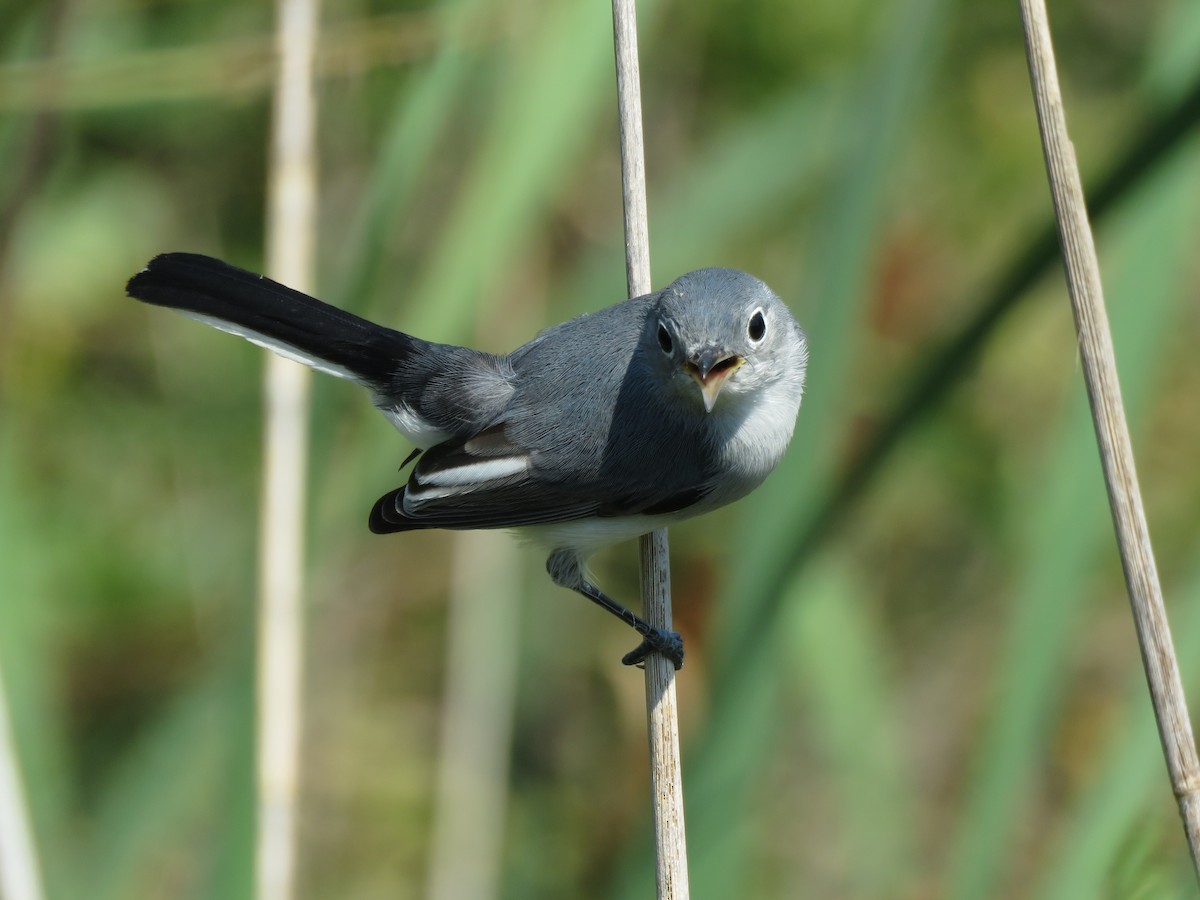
[519,515,678,560]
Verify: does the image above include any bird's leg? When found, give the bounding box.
[546,550,684,670]
[578,579,685,669]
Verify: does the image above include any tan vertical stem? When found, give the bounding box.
[611,1,690,897]
[1017,0,1200,877]
[256,0,319,897]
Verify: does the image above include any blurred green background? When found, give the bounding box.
[2,0,1200,897]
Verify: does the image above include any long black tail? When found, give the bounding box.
[126,253,414,386]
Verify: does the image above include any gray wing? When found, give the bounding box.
[370,297,722,533]
[368,420,717,534]
[369,423,601,532]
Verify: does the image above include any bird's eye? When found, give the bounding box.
[657,322,673,354]
[748,309,767,343]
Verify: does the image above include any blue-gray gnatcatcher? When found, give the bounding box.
[127,253,808,669]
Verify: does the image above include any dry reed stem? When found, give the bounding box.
[0,664,45,900]
[1017,0,1200,877]
[611,1,690,896]
[255,0,319,897]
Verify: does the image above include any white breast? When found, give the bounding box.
[709,376,804,499]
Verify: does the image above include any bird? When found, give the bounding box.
[126,253,808,669]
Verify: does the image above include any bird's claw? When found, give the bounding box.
[622,627,684,670]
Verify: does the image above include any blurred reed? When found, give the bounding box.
[425,531,520,900]
[255,0,319,897]
[0,663,45,900]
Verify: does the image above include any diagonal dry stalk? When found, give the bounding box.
[1017,0,1200,879]
[255,0,319,897]
[610,1,690,897]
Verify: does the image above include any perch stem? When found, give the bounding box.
[611,1,691,897]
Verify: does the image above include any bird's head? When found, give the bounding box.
[647,268,807,414]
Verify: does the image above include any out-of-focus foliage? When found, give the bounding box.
[1,0,1199,897]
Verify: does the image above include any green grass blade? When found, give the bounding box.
[400,0,660,343]
[79,660,246,900]
[552,77,849,324]
[715,0,952,674]
[788,558,916,895]
[946,124,1200,900]
[330,0,486,315]
[1145,0,1200,104]
[1033,566,1200,899]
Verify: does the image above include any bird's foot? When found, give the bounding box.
[547,554,686,672]
[622,627,685,670]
